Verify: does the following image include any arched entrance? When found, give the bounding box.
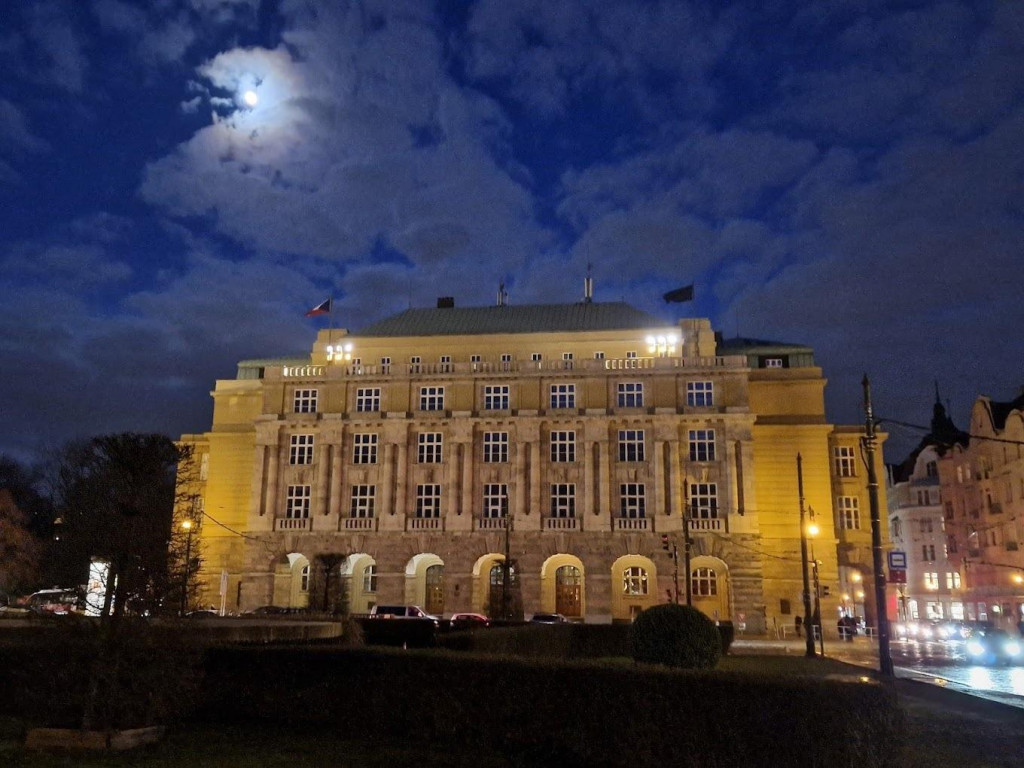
[540,554,586,618]
[405,553,445,615]
[340,553,377,614]
[689,556,730,623]
[272,552,310,609]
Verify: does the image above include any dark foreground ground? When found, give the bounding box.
[2,654,1022,767]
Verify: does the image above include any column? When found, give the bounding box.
[265,443,279,518]
[381,443,394,517]
[328,442,343,516]
[460,442,474,518]
[315,442,330,516]
[516,442,528,517]
[394,441,407,517]
[652,439,664,523]
[529,440,541,518]
[582,440,594,516]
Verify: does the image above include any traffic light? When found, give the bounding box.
[661,534,670,552]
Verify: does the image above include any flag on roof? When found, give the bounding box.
[305,298,332,317]
[662,284,694,303]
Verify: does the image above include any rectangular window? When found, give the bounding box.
[286,485,311,519]
[350,485,375,518]
[550,483,576,517]
[353,433,378,465]
[500,353,512,371]
[483,483,509,518]
[562,352,574,369]
[688,429,716,462]
[419,386,444,411]
[483,385,509,410]
[531,353,543,362]
[924,572,939,590]
[764,358,784,368]
[380,356,391,374]
[594,351,605,360]
[946,572,961,589]
[686,381,714,407]
[363,564,377,593]
[410,355,421,373]
[834,446,856,477]
[620,483,646,518]
[289,434,314,465]
[418,432,443,463]
[550,430,576,462]
[439,355,452,372]
[416,484,441,518]
[920,518,933,534]
[618,429,645,462]
[922,544,936,562]
[356,387,381,413]
[293,388,318,414]
[617,382,643,407]
[550,383,576,409]
[838,496,860,529]
[688,483,719,519]
[626,351,638,359]
[483,432,509,463]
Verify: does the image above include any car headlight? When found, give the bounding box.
[967,640,985,656]
[1004,641,1021,656]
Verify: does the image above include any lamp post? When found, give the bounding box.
[797,453,816,658]
[808,520,825,657]
[501,493,513,620]
[180,519,194,617]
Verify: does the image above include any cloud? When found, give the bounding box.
[24,1,88,92]
[0,99,50,154]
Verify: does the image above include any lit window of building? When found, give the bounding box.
[623,566,648,595]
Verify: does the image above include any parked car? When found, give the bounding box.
[26,588,81,615]
[965,628,1021,665]
[369,605,440,625]
[449,612,490,630]
[243,605,299,616]
[529,612,571,624]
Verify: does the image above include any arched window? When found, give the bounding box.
[623,566,648,595]
[362,564,377,593]
[691,568,717,597]
[299,564,310,592]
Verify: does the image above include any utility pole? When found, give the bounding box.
[863,375,895,677]
[180,519,193,617]
[797,454,816,658]
[808,509,825,657]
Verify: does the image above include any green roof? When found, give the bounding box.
[356,302,671,337]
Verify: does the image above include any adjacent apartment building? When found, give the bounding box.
[180,297,887,632]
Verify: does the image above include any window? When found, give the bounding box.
[688,483,718,519]
[617,382,643,407]
[837,497,860,529]
[623,566,648,595]
[289,434,314,465]
[926,461,938,478]
[692,568,718,597]
[620,483,646,518]
[299,564,310,592]
[362,564,377,593]
[439,355,452,372]
[594,351,605,360]
[618,429,645,462]
[500,353,512,370]
[562,352,574,369]
[531,353,543,362]
[293,388,318,413]
[920,518,933,534]
[834,446,856,478]
[380,357,391,374]
[550,431,576,462]
[922,544,935,562]
[948,535,958,554]
[917,490,929,506]
[470,354,481,367]
[890,517,902,539]
[286,485,311,519]
[626,351,638,359]
[416,484,441,518]
[550,383,576,409]
[484,385,509,410]
[350,485,375,518]
[944,502,954,520]
[483,432,508,463]
[924,572,939,590]
[688,429,716,462]
[356,387,381,413]
[483,483,508,518]
[686,381,714,407]
[946,572,961,589]
[418,433,443,463]
[410,355,421,374]
[550,484,576,517]
[419,386,444,411]
[764,358,784,368]
[353,433,378,465]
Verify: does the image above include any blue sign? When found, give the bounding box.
[888,551,907,569]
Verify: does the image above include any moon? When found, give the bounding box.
[242,90,259,107]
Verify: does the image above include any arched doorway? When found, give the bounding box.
[689,556,730,623]
[425,564,445,615]
[340,553,377,614]
[272,553,310,609]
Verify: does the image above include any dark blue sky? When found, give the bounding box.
[2,0,1022,463]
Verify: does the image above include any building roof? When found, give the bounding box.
[715,336,813,355]
[987,393,1024,431]
[355,301,671,338]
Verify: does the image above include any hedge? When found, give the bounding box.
[201,646,904,767]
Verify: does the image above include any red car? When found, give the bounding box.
[449,612,490,630]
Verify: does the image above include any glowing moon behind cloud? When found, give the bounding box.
[242,90,259,107]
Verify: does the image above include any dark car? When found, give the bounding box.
[529,612,571,624]
[449,612,490,630]
[965,628,1021,665]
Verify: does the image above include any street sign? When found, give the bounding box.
[889,569,907,584]
[888,551,907,569]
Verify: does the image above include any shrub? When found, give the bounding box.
[631,603,721,669]
[438,623,631,659]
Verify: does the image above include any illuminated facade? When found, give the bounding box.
[180,299,887,632]
[940,392,1024,631]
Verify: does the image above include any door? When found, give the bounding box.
[425,564,444,615]
[555,565,582,617]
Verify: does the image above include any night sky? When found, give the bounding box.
[2,1,1022,464]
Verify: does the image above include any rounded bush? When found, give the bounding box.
[631,604,722,669]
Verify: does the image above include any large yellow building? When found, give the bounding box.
[181,299,886,633]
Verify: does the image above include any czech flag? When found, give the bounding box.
[305,298,332,317]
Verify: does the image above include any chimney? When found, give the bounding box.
[437,297,454,309]
[497,281,508,307]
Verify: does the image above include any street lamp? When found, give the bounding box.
[808,520,825,657]
[501,493,513,621]
[797,454,816,658]
[180,519,194,617]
